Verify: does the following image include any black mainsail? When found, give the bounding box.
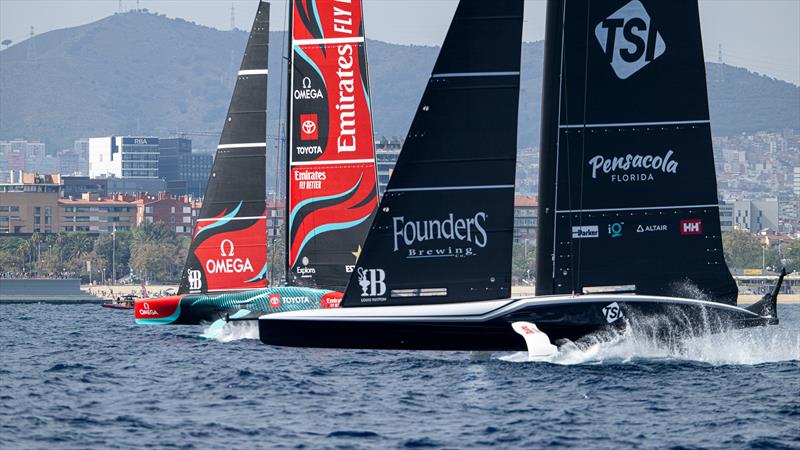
[535,0,738,304]
[340,0,524,307]
[177,1,270,294]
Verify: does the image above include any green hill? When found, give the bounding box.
[1,10,797,152]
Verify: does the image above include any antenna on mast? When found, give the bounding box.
[230,3,236,30]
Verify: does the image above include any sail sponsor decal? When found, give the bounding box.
[636,224,667,233]
[594,0,666,80]
[588,150,678,183]
[134,296,182,324]
[572,225,599,239]
[357,268,387,302]
[288,0,378,289]
[392,212,488,259]
[188,209,268,293]
[680,219,703,235]
[608,222,623,238]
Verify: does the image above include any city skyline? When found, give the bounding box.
[1,0,799,85]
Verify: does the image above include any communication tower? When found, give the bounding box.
[27,26,37,61]
[230,3,236,30]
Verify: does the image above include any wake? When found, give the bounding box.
[500,324,800,366]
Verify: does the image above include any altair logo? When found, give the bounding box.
[595,0,666,80]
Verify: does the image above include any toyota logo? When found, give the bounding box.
[302,120,316,135]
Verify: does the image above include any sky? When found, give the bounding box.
[1,0,798,85]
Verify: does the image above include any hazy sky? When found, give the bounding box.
[1,0,798,85]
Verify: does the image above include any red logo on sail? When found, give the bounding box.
[680,219,703,235]
[300,114,318,140]
[269,293,281,308]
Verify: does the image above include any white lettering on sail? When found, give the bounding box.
[391,213,488,259]
[332,0,353,35]
[588,150,678,181]
[336,44,356,153]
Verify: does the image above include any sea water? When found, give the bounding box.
[1,303,798,449]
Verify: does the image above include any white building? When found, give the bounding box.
[89,136,160,179]
[794,167,800,197]
[728,199,780,233]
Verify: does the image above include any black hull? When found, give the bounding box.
[259,295,777,351]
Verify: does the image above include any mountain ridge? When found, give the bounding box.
[1,10,798,152]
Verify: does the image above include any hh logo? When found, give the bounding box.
[187,269,202,291]
[300,114,318,141]
[602,302,624,323]
[269,293,281,308]
[595,0,666,80]
[357,268,386,297]
[680,219,703,235]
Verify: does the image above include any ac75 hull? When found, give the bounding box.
[258,294,777,351]
[134,287,342,325]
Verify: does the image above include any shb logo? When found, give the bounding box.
[595,0,666,79]
[357,268,386,297]
[602,302,624,323]
[187,269,202,291]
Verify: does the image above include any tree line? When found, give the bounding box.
[0,222,190,284]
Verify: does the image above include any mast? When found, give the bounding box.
[284,0,295,284]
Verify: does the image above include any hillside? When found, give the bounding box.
[1,10,798,152]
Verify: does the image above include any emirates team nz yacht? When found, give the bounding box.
[135,0,380,326]
[258,0,786,351]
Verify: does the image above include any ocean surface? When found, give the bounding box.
[1,303,799,449]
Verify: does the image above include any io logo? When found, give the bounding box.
[268,293,281,309]
[300,114,318,141]
[595,0,666,79]
[680,219,703,235]
[358,268,386,297]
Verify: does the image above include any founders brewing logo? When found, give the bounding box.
[588,150,678,183]
[594,0,666,80]
[392,213,488,259]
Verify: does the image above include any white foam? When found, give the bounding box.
[201,320,260,342]
[499,325,800,366]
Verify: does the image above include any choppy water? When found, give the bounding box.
[2,303,799,449]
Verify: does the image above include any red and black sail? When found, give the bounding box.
[177,1,270,294]
[286,0,379,291]
[535,0,737,303]
[340,0,525,307]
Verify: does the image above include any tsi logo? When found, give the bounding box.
[594,0,666,80]
[187,269,202,291]
[572,225,599,239]
[602,302,624,323]
[357,268,386,297]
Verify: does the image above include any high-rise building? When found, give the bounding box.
[158,138,192,195]
[73,139,90,175]
[794,167,800,197]
[730,199,780,232]
[23,141,46,172]
[89,136,159,178]
[375,137,402,197]
[178,152,213,197]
